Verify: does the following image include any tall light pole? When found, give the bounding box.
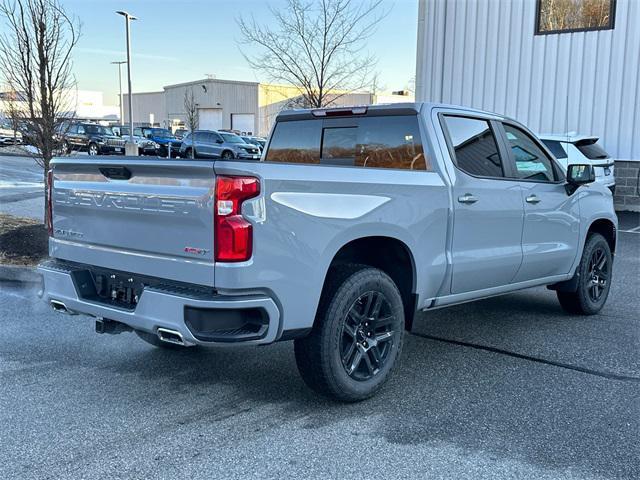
[116,10,137,155]
[110,61,126,125]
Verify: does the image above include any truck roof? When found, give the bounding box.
[276,102,508,121]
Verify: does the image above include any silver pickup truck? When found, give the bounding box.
[39,103,617,401]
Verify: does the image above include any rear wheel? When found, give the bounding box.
[294,265,404,402]
[557,233,612,315]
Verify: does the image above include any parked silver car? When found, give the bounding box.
[179,130,261,159]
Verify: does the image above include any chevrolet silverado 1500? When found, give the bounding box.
[39,103,617,401]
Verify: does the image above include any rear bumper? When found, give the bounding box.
[38,261,281,346]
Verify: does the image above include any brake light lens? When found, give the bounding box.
[46,169,53,236]
[214,176,260,262]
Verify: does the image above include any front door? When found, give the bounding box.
[441,115,525,294]
[499,123,580,282]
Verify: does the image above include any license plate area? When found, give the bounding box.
[65,263,217,310]
[71,269,144,310]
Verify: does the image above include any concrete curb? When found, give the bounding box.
[0,264,41,284]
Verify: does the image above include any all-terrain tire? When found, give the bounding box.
[294,265,405,402]
[557,233,612,315]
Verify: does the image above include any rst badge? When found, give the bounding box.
[184,247,210,256]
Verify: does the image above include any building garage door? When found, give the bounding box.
[199,108,223,131]
[231,114,255,135]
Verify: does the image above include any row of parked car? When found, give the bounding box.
[53,121,267,160]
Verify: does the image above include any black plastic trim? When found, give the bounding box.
[184,306,269,343]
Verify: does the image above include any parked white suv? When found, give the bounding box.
[538,134,615,194]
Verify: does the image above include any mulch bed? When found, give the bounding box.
[0,214,48,266]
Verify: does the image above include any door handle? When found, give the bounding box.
[525,195,541,204]
[458,193,478,205]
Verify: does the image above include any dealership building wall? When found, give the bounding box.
[124,79,259,134]
[416,0,640,211]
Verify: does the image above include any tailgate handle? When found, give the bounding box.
[99,166,131,180]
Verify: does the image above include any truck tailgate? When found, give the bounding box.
[49,158,216,286]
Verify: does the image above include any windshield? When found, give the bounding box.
[150,128,174,138]
[85,125,113,135]
[221,133,244,144]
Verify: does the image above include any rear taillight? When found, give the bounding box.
[46,169,53,236]
[214,176,260,262]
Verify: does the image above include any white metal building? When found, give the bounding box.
[124,78,260,133]
[416,0,640,163]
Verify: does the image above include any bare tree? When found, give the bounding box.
[0,0,80,222]
[238,0,386,108]
[183,88,198,159]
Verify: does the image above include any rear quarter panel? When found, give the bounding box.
[213,160,450,334]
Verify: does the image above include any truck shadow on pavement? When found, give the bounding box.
[93,287,637,479]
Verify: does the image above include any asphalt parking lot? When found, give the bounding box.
[1,154,639,479]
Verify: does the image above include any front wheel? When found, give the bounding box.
[88,143,99,156]
[221,150,234,160]
[557,233,612,315]
[294,265,405,402]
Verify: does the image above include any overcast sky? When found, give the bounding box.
[56,0,418,104]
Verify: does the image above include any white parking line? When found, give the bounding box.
[0,181,43,188]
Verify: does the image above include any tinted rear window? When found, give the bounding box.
[541,139,568,159]
[265,119,322,164]
[575,139,609,159]
[443,116,504,177]
[265,116,428,170]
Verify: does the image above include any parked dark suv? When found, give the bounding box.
[60,122,125,156]
[179,130,261,159]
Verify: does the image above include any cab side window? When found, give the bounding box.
[503,124,556,182]
[443,116,504,177]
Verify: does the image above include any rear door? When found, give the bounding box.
[499,122,580,281]
[440,114,525,294]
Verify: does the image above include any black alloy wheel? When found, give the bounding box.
[294,265,405,402]
[557,233,612,315]
[587,246,609,302]
[340,291,397,381]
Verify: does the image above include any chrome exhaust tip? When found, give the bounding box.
[51,300,68,313]
[50,299,78,315]
[157,328,185,346]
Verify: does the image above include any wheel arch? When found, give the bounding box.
[318,236,418,331]
[587,218,616,254]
